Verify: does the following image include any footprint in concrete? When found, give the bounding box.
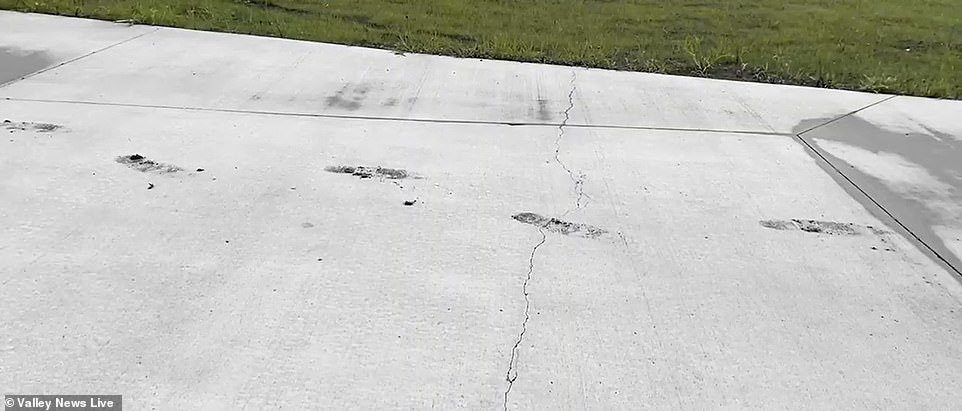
[116,154,184,174]
[513,212,607,239]
[760,219,888,236]
[325,165,417,180]
[3,119,61,133]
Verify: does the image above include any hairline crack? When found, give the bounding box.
[503,69,582,411]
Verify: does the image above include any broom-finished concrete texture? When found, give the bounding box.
[2,11,961,410]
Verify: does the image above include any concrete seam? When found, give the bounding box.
[0,97,794,137]
[793,132,962,278]
[796,95,898,136]
[0,27,160,89]
[502,228,547,411]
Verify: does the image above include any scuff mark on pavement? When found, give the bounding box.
[513,212,607,239]
[116,154,184,174]
[3,119,61,133]
[383,97,399,107]
[536,98,552,121]
[327,164,420,206]
[325,165,416,180]
[503,225,547,411]
[324,83,371,111]
[760,219,889,236]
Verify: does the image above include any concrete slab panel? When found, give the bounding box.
[0,46,55,84]
[1,13,884,134]
[2,98,961,409]
[797,97,962,276]
[2,10,961,411]
[0,12,155,86]
[510,122,962,410]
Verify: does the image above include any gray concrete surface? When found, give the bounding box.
[797,97,962,277]
[0,46,52,85]
[2,11,962,410]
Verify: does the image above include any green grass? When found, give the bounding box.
[2,0,960,98]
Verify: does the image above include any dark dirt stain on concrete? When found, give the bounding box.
[116,154,184,174]
[536,99,552,121]
[792,219,858,235]
[758,219,796,231]
[0,47,54,84]
[324,83,372,111]
[325,165,415,180]
[759,219,885,236]
[325,86,361,110]
[513,212,607,239]
[794,115,962,274]
[354,83,372,96]
[3,120,61,133]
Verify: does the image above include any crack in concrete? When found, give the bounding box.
[502,227,547,411]
[553,71,588,213]
[502,70,583,411]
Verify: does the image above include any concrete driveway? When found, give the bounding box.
[2,11,961,410]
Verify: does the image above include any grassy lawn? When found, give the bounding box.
[2,0,960,98]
